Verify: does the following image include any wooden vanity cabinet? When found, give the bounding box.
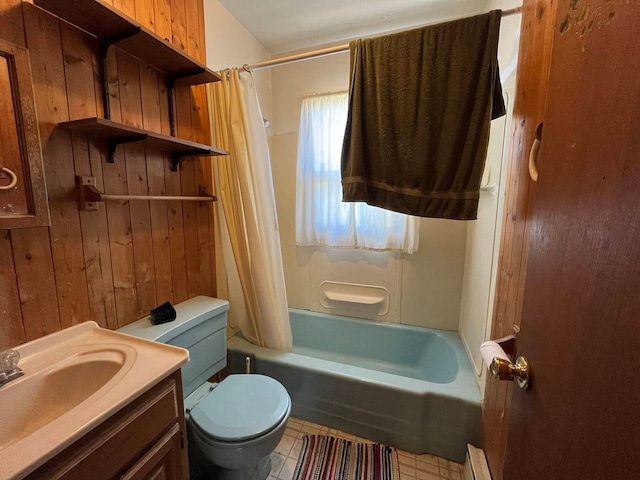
[25,370,189,480]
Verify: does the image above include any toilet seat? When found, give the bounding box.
[189,374,290,442]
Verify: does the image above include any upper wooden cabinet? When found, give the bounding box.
[0,37,50,229]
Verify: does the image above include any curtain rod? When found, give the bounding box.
[237,6,522,72]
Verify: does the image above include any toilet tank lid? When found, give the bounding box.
[118,296,229,342]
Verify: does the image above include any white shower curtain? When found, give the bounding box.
[207,70,292,351]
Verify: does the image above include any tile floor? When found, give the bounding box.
[270,417,464,480]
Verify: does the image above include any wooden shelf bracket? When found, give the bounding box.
[107,134,148,162]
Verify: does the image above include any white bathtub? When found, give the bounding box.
[227,308,481,462]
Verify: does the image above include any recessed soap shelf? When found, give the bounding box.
[320,281,390,315]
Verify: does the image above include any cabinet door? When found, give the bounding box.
[121,424,185,480]
[0,38,49,228]
[25,375,186,480]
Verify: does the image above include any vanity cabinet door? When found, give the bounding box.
[25,371,189,480]
[121,423,184,480]
[0,38,49,229]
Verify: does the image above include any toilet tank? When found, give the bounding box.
[118,296,230,397]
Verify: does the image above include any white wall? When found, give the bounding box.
[458,1,522,396]
[270,54,467,330]
[204,0,272,119]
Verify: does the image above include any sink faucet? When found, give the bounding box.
[0,349,24,386]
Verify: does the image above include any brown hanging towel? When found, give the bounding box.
[341,10,505,220]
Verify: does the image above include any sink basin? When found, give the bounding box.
[0,321,188,479]
[0,348,130,449]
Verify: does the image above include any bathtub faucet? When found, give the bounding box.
[0,349,24,387]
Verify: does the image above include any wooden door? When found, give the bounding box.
[503,1,640,479]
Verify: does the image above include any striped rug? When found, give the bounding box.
[292,435,400,480]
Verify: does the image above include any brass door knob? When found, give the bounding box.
[490,356,530,390]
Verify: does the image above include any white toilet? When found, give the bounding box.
[119,296,291,480]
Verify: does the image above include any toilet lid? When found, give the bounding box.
[190,374,290,442]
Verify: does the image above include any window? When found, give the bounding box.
[295,92,419,253]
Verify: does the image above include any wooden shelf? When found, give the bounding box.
[60,118,228,171]
[33,0,221,86]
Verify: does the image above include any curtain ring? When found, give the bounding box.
[0,166,18,191]
[242,64,252,73]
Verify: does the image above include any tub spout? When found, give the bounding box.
[0,349,23,387]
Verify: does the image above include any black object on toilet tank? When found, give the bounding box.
[150,301,177,325]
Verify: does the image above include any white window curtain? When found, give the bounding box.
[296,92,420,253]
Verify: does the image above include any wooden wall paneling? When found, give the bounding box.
[198,0,216,297]
[0,0,25,47]
[178,139,202,298]
[100,48,137,326]
[172,0,200,299]
[126,141,158,318]
[140,64,173,305]
[61,21,112,328]
[0,0,216,344]
[186,0,212,296]
[153,12,188,304]
[105,48,122,123]
[0,1,57,346]
[135,0,155,31]
[10,227,62,340]
[112,0,135,19]
[482,1,557,478]
[72,134,109,329]
[146,151,173,304]
[103,153,137,325]
[184,0,199,59]
[25,5,91,329]
[169,0,187,52]
[153,0,171,43]
[0,230,25,350]
[116,51,158,319]
[164,160,188,303]
[88,138,118,329]
[117,50,144,129]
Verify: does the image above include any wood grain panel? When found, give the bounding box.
[0,0,216,345]
[62,21,115,328]
[127,141,158,318]
[482,0,557,478]
[117,50,158,319]
[88,138,119,328]
[0,230,25,349]
[153,0,171,43]
[0,0,25,47]
[165,162,188,304]
[169,0,187,52]
[25,5,91,329]
[140,65,173,304]
[135,0,155,31]
[11,227,61,340]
